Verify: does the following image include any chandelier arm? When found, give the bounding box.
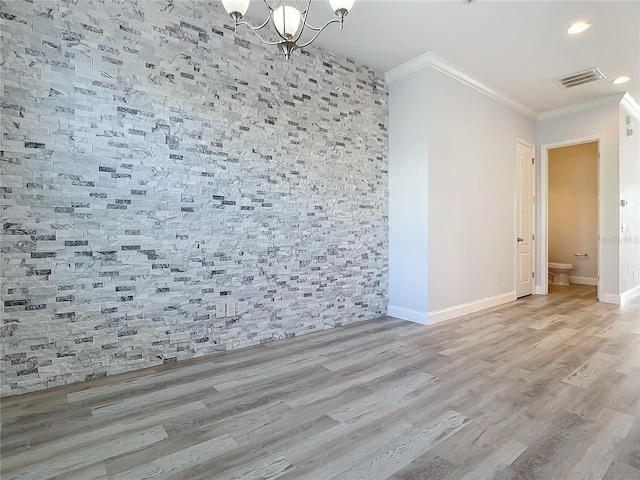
[300,21,326,32]
[296,19,341,48]
[291,0,313,44]
[302,0,312,19]
[261,0,275,13]
[247,15,273,32]
[296,0,309,16]
[235,20,283,46]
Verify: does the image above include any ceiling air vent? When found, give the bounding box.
[556,67,606,88]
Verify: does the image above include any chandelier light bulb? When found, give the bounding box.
[329,0,355,15]
[272,5,302,39]
[221,0,250,18]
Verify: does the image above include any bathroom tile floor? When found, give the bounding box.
[1,284,638,479]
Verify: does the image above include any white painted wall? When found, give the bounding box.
[388,68,429,323]
[619,103,640,296]
[537,103,620,302]
[426,69,536,312]
[388,56,636,319]
[387,64,535,323]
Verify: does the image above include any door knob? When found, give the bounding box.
[517,237,524,242]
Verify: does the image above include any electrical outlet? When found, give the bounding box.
[216,302,226,318]
[496,275,501,285]
[226,301,236,316]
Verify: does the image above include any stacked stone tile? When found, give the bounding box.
[0,0,388,396]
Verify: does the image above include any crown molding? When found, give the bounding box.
[537,94,625,121]
[384,52,431,84]
[385,52,538,119]
[425,53,539,119]
[385,53,639,123]
[621,92,640,118]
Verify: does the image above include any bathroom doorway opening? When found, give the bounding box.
[540,136,602,300]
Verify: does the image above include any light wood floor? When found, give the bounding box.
[1,285,639,480]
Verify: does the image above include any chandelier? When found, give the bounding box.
[221,0,356,60]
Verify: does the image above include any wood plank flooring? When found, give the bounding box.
[1,285,639,479]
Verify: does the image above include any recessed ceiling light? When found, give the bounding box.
[612,76,631,85]
[567,22,591,35]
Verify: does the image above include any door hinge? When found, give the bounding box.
[532,158,535,165]
[532,272,535,278]
[532,234,535,241]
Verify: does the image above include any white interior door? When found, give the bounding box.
[516,141,535,298]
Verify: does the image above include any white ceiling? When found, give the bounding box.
[299,0,640,116]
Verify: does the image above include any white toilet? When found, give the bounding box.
[548,262,575,285]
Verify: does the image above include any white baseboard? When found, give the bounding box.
[535,285,547,295]
[600,293,620,305]
[387,305,427,325]
[620,284,640,305]
[427,292,516,325]
[569,276,598,286]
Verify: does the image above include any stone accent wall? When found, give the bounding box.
[0,0,388,396]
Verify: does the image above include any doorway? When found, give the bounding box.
[540,136,602,300]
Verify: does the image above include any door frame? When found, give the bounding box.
[539,134,603,299]
[515,138,536,298]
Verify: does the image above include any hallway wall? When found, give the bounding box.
[386,59,536,324]
[619,101,640,297]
